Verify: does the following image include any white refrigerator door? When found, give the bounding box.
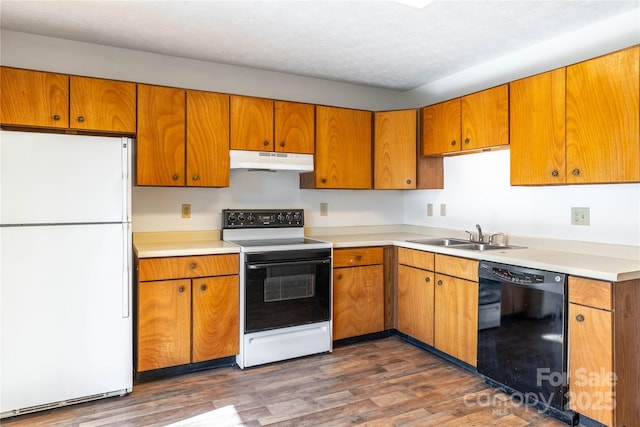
[0,223,132,414]
[0,130,128,225]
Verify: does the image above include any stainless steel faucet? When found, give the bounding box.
[475,224,483,242]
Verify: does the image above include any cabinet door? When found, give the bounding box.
[333,265,384,340]
[461,84,509,151]
[186,90,230,187]
[397,265,434,345]
[422,98,461,155]
[230,95,273,151]
[69,76,136,132]
[434,274,478,366]
[374,110,417,189]
[137,84,186,186]
[510,69,566,185]
[568,303,614,426]
[566,46,639,183]
[315,106,372,189]
[192,276,239,362]
[0,67,68,128]
[274,101,314,154]
[137,279,191,371]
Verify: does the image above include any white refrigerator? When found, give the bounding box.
[0,130,133,418]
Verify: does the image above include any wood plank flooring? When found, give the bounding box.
[2,337,568,426]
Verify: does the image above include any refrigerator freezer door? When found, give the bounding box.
[0,224,132,415]
[0,131,128,225]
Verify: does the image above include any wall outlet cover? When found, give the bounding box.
[571,207,590,226]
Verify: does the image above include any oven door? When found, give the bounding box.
[244,249,331,333]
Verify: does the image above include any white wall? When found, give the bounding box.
[2,27,639,246]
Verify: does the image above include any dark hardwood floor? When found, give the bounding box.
[2,337,567,426]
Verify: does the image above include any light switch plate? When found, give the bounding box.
[320,202,328,216]
[181,203,191,218]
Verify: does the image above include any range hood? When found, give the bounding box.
[229,150,314,172]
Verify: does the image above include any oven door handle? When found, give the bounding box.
[247,258,331,269]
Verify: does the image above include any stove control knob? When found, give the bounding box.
[285,212,293,222]
[247,214,255,223]
[276,213,285,223]
[228,213,237,222]
[293,212,302,223]
[237,213,245,222]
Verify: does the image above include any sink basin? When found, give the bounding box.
[408,238,471,246]
[408,238,524,251]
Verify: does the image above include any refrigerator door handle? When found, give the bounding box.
[122,222,131,318]
[121,139,132,223]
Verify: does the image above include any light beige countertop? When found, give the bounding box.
[133,227,640,282]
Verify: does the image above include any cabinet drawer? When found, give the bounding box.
[333,247,383,268]
[568,277,613,310]
[139,254,239,281]
[397,247,434,271]
[435,254,478,281]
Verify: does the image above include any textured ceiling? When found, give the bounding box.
[1,1,638,91]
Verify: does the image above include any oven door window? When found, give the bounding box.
[245,257,331,333]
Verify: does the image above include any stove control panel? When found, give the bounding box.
[222,209,304,228]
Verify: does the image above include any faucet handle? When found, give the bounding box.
[489,233,505,245]
[464,230,474,241]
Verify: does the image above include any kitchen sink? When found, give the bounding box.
[408,238,472,246]
[407,238,524,251]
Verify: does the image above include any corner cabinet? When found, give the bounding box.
[136,254,239,372]
[230,95,314,154]
[567,276,640,427]
[332,247,384,340]
[422,84,509,156]
[511,46,639,185]
[300,106,372,189]
[137,84,230,187]
[1,67,135,133]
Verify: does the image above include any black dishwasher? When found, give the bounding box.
[477,261,575,423]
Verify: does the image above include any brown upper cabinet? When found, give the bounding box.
[301,106,372,189]
[511,46,639,185]
[1,67,135,133]
[230,95,314,154]
[422,84,509,156]
[137,84,230,187]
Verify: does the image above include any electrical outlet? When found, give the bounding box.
[440,203,446,216]
[427,203,433,216]
[181,203,191,219]
[320,202,328,216]
[571,207,590,226]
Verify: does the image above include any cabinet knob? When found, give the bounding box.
[178,286,185,293]
[437,280,443,286]
[77,116,85,123]
[321,178,327,184]
[464,138,470,145]
[551,170,559,177]
[336,274,342,280]
[406,179,412,185]
[189,263,197,270]
[263,140,269,147]
[279,141,285,147]
[192,175,200,181]
[354,255,362,262]
[451,140,456,146]
[425,277,431,283]
[576,314,585,322]
[200,284,207,291]
[53,114,60,121]
[572,168,580,176]
[172,174,179,181]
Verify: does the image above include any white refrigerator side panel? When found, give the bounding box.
[0,131,127,225]
[0,224,132,414]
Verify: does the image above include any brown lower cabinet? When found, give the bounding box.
[568,276,640,426]
[136,254,239,372]
[332,247,384,340]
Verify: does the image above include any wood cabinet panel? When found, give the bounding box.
[312,106,372,189]
[374,109,417,189]
[568,303,614,426]
[137,84,186,186]
[137,279,191,371]
[1,67,68,128]
[69,76,136,132]
[192,275,239,362]
[333,265,384,340]
[461,84,509,151]
[139,254,239,281]
[566,46,639,183]
[397,264,434,345]
[434,274,478,366]
[568,276,612,310]
[397,247,434,271]
[510,68,566,185]
[333,247,384,268]
[422,98,461,155]
[230,95,273,151]
[435,254,478,282]
[274,101,314,154]
[186,90,230,187]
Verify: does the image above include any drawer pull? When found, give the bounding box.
[189,263,197,270]
[178,286,185,293]
[576,314,585,322]
[336,274,343,280]
[354,255,362,262]
[200,284,207,291]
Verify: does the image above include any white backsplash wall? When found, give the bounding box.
[403,150,640,246]
[132,171,404,232]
